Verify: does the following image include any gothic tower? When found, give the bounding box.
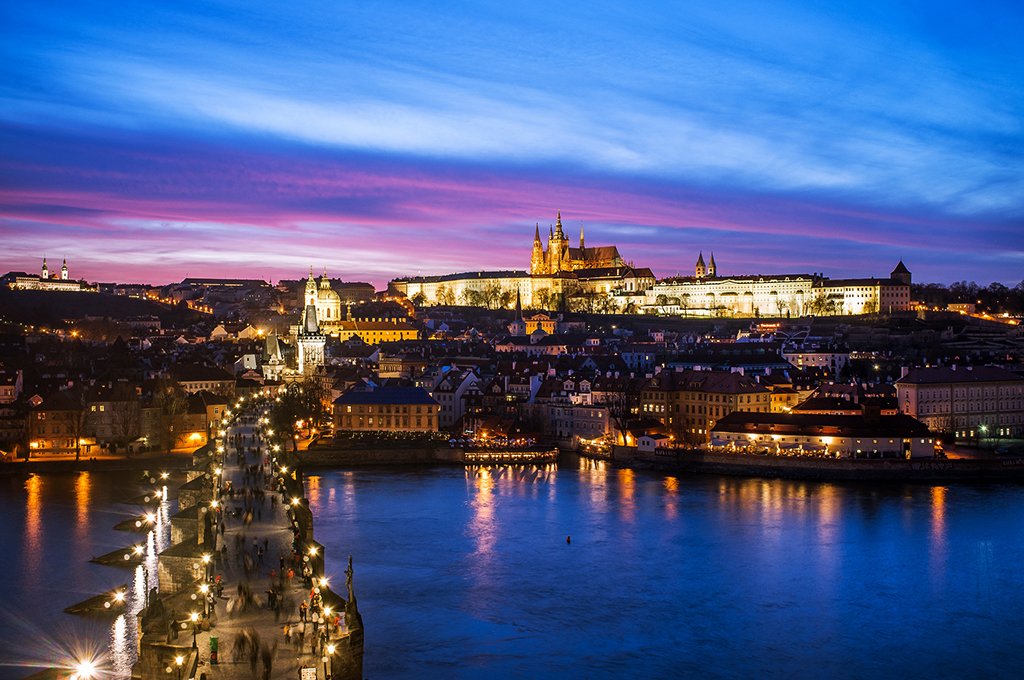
[297,303,326,376]
[695,252,706,278]
[708,252,716,278]
[579,223,585,250]
[530,224,545,275]
[548,211,568,273]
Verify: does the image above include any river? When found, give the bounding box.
[306,458,1024,679]
[1,461,1023,679]
[0,471,171,680]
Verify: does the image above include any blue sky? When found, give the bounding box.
[1,0,1022,285]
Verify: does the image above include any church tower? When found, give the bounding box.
[297,303,326,376]
[579,223,585,250]
[41,258,49,280]
[548,211,568,273]
[530,224,545,275]
[304,267,317,308]
[708,252,716,278]
[61,258,69,280]
[695,252,706,278]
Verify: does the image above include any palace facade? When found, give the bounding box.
[641,257,912,317]
[390,215,913,317]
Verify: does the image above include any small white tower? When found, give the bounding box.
[61,258,69,280]
[41,258,49,280]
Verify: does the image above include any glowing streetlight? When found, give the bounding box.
[72,659,96,680]
[160,471,169,480]
[308,546,318,556]
[190,611,200,648]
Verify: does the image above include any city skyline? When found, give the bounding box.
[2,1,1023,287]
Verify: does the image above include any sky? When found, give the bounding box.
[1,0,1022,288]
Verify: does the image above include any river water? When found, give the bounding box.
[1,462,1023,679]
[306,458,1024,679]
[0,471,171,680]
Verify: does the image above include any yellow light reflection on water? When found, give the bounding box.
[307,474,322,506]
[75,471,92,535]
[617,468,636,523]
[929,486,948,584]
[663,476,679,520]
[24,474,42,580]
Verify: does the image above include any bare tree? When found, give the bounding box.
[109,383,141,454]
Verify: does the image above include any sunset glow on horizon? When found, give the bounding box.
[2,0,1022,287]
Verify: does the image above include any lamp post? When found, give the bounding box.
[174,654,184,680]
[189,611,200,649]
[324,642,335,680]
[199,583,211,617]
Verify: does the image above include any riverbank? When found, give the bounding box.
[614,447,1024,482]
[0,453,193,476]
[300,445,557,467]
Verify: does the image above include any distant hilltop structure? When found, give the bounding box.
[389,212,912,316]
[2,258,96,292]
[645,255,912,317]
[390,212,655,309]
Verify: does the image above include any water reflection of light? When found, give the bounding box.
[618,469,636,522]
[469,468,496,563]
[75,471,92,534]
[110,614,130,678]
[307,474,322,506]
[342,471,357,516]
[663,476,679,520]
[24,474,42,582]
[929,486,948,585]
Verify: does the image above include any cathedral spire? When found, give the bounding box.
[555,210,563,235]
[708,252,716,277]
[534,223,541,243]
[696,251,706,278]
[579,223,585,249]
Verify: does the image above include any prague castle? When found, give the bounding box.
[391,212,654,309]
[390,213,913,316]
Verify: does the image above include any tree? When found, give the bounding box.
[66,389,88,461]
[807,293,831,316]
[603,377,644,446]
[152,379,187,453]
[410,292,427,307]
[533,287,552,311]
[435,284,455,306]
[109,383,141,454]
[269,380,331,453]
